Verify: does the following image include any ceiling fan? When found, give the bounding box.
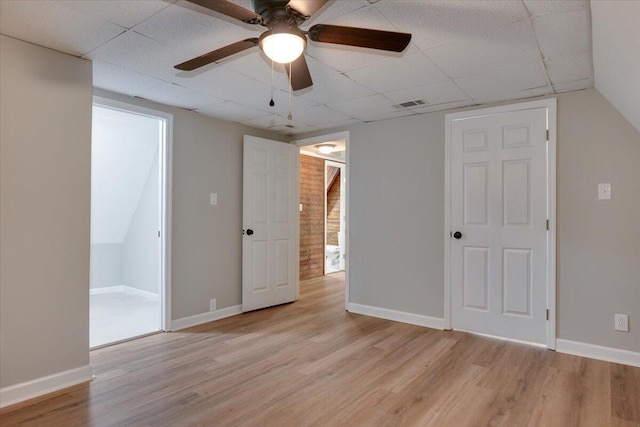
[175,0,412,91]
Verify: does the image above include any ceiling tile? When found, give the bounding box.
[86,31,194,81]
[298,57,376,105]
[474,86,553,105]
[406,99,477,115]
[57,0,172,29]
[243,114,305,130]
[424,20,540,78]
[533,9,589,59]
[553,78,593,93]
[374,0,527,50]
[132,3,261,57]
[138,82,225,110]
[93,61,167,96]
[328,94,412,121]
[383,80,469,105]
[0,0,125,56]
[197,101,270,122]
[225,54,291,91]
[455,62,549,100]
[301,0,370,28]
[523,0,586,17]
[287,105,357,128]
[545,52,591,84]
[345,53,449,93]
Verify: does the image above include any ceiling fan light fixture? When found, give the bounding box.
[259,28,306,64]
[316,143,336,154]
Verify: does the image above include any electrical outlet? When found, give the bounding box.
[615,314,629,332]
[209,299,217,312]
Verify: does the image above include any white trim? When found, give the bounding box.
[546,98,557,350]
[90,285,160,301]
[92,95,173,333]
[443,98,557,346]
[0,365,94,409]
[293,131,350,310]
[170,305,242,331]
[348,303,445,330]
[556,339,640,368]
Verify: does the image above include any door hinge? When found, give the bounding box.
[546,219,549,230]
[158,230,160,237]
[546,129,549,141]
[546,309,550,320]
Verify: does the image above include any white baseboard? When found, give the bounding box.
[556,339,640,367]
[171,305,242,331]
[347,303,445,330]
[90,285,159,302]
[0,365,94,409]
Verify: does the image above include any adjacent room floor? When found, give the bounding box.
[90,292,160,348]
[3,273,638,426]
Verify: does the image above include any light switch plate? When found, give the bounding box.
[210,193,217,205]
[598,183,611,200]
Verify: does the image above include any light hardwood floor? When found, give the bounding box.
[1,272,639,426]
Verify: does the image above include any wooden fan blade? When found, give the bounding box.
[308,24,411,52]
[185,0,263,24]
[287,0,330,18]
[175,38,259,71]
[285,55,313,91]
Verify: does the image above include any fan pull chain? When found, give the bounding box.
[287,62,293,120]
[269,60,275,107]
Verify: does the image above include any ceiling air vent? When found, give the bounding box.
[393,99,428,109]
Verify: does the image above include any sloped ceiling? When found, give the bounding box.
[590,0,640,133]
[0,0,595,135]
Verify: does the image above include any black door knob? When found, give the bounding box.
[453,231,462,239]
[246,229,254,236]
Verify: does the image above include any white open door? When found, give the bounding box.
[242,135,299,312]
[448,104,551,345]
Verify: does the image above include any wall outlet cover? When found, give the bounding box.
[209,299,217,312]
[614,313,629,332]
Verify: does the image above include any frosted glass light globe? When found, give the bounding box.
[261,32,305,64]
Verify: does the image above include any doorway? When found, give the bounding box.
[295,132,349,309]
[444,99,556,348]
[90,97,172,348]
[324,161,345,274]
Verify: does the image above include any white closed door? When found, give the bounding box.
[450,107,548,344]
[242,136,299,312]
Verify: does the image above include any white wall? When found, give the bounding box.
[591,0,640,133]
[91,105,160,244]
[122,150,160,294]
[300,88,639,354]
[0,35,93,388]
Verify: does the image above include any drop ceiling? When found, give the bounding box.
[0,0,594,136]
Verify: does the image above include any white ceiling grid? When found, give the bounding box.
[0,0,594,135]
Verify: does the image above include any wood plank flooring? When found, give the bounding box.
[1,272,638,426]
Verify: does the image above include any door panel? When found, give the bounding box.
[242,136,299,312]
[450,107,548,344]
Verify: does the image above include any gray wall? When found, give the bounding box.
[305,88,639,353]
[94,89,285,320]
[122,149,160,294]
[556,89,639,352]
[90,243,123,289]
[348,112,445,318]
[0,35,92,388]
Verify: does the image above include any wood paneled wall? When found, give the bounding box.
[299,155,325,280]
[326,170,340,246]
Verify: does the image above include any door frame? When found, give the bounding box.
[293,131,350,310]
[443,98,557,349]
[92,96,173,332]
[325,160,346,272]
